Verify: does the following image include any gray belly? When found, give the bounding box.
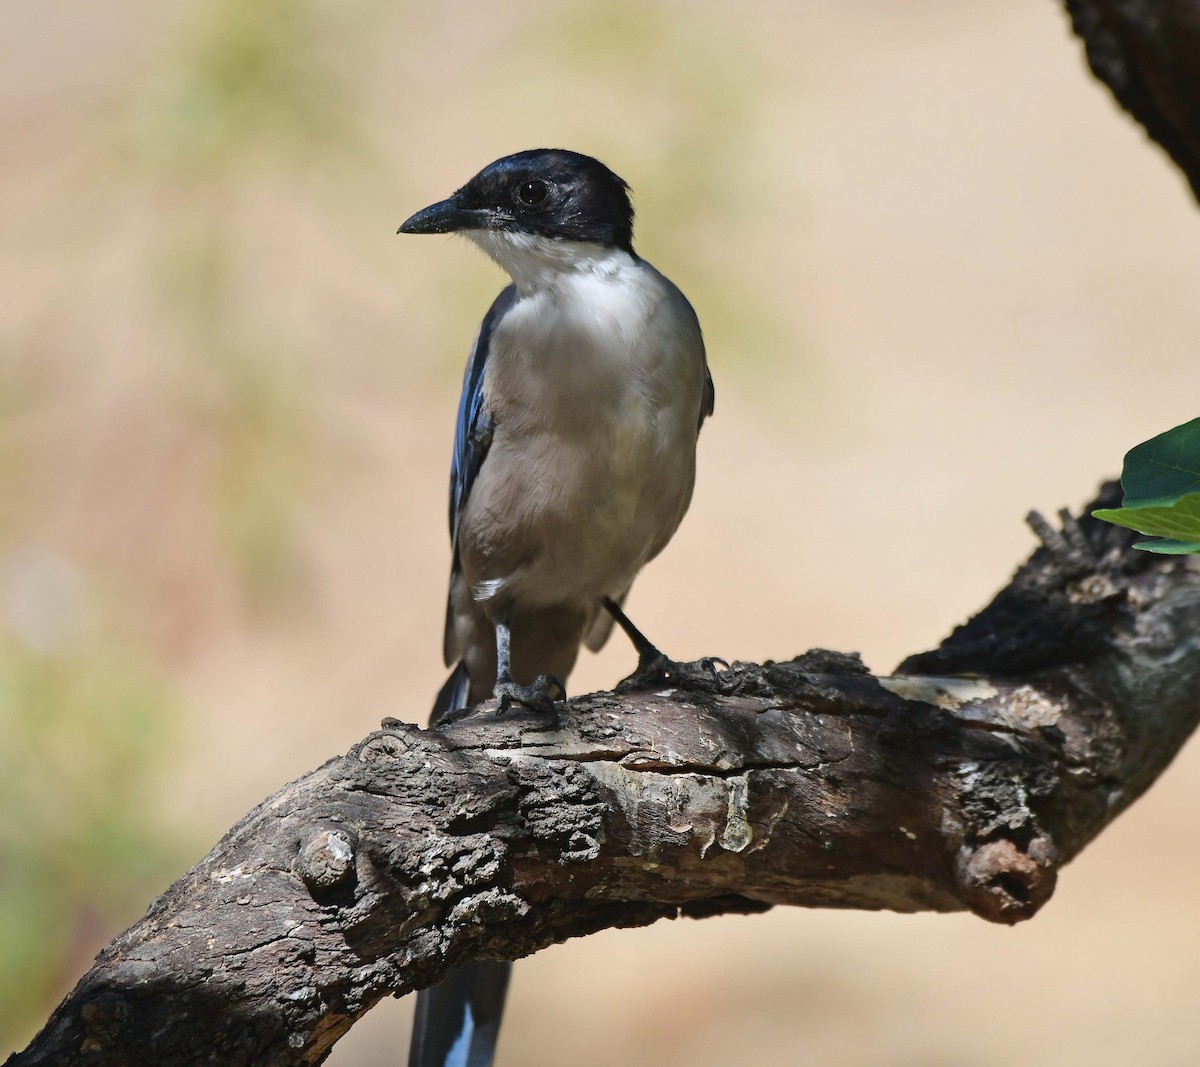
[457,411,696,611]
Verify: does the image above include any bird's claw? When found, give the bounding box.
[536,673,567,701]
[620,654,730,690]
[636,650,672,679]
[622,651,680,687]
[495,674,565,720]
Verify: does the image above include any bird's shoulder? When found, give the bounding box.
[635,259,714,426]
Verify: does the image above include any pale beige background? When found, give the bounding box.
[4,1,1200,1064]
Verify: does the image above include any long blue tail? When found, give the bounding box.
[409,662,511,1067]
[429,661,470,726]
[408,959,512,1067]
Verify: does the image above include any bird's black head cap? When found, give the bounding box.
[399,149,635,254]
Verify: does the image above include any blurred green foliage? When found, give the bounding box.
[209,341,316,606]
[0,593,186,1050]
[4,0,369,1050]
[539,0,790,369]
[157,219,317,608]
[125,0,366,610]
[124,0,361,174]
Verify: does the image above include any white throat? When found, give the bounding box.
[464,230,633,294]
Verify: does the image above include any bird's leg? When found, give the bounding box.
[602,596,729,684]
[601,596,667,673]
[493,614,565,718]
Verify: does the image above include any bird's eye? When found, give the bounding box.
[516,179,549,207]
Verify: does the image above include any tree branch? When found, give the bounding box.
[9,485,1200,1066]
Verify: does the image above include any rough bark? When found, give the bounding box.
[9,486,1200,1066]
[1064,0,1200,200]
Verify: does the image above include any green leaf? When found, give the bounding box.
[1133,538,1200,554]
[1118,417,1200,507]
[1092,494,1200,540]
[1091,418,1200,554]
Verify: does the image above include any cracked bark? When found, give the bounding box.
[9,486,1200,1066]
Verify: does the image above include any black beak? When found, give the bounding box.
[397,195,489,235]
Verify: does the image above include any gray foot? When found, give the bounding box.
[495,674,566,718]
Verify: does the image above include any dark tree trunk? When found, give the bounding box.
[1064,0,1200,200]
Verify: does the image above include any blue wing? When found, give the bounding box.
[450,284,518,549]
[443,285,517,667]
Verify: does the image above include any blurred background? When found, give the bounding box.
[4,0,1200,1063]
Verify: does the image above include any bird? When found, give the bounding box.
[397,148,715,1067]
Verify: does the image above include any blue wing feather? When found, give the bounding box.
[442,285,517,668]
[450,285,518,548]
